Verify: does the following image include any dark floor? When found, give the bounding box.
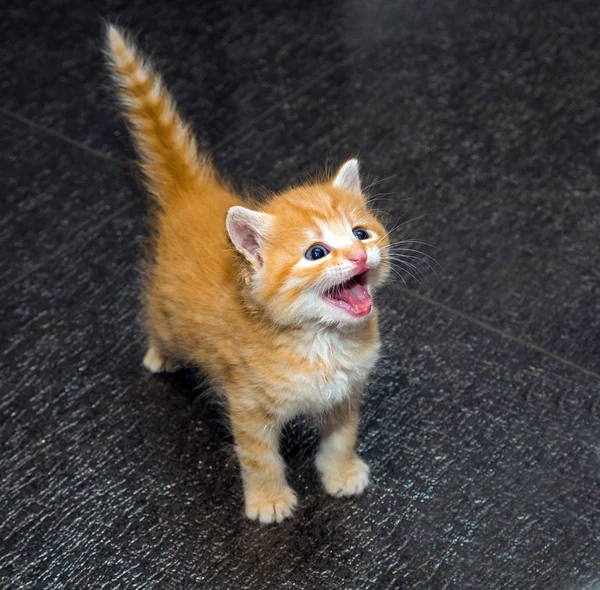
[1,1,600,588]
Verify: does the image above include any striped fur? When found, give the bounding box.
[105,25,390,524]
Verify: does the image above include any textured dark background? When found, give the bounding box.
[2,1,600,589]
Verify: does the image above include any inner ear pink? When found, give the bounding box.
[236,223,263,265]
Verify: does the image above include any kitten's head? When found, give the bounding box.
[226,159,390,327]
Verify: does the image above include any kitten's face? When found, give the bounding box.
[260,189,389,327]
[227,160,390,327]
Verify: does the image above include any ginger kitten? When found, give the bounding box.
[105,25,390,523]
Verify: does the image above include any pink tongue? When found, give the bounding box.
[340,282,372,313]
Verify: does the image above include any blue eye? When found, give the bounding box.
[305,244,330,260]
[353,228,369,240]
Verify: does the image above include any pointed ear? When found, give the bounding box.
[332,159,361,193]
[226,206,272,267]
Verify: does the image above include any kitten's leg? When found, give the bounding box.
[230,407,297,524]
[316,400,370,496]
[142,344,177,373]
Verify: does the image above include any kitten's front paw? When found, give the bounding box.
[245,486,298,524]
[316,453,370,497]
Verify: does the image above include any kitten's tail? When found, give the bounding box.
[105,25,212,202]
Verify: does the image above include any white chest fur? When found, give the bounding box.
[276,327,380,418]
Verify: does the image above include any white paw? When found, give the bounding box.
[244,486,298,524]
[143,346,175,373]
[317,454,370,497]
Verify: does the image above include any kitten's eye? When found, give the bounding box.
[305,244,330,261]
[353,228,370,240]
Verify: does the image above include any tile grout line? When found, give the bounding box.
[392,285,600,380]
[0,49,353,172]
[3,56,598,381]
[0,107,129,167]
[0,202,136,298]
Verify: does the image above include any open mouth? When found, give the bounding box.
[322,271,372,317]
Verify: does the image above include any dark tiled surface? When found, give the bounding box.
[1,209,599,590]
[0,116,137,285]
[2,0,600,589]
[1,0,354,158]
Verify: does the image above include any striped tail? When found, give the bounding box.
[105,25,212,203]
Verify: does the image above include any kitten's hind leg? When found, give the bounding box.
[143,344,177,373]
[316,399,370,497]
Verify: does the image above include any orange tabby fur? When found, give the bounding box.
[106,25,390,523]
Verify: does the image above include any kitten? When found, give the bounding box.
[105,25,390,523]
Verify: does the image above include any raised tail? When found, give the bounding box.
[105,25,212,202]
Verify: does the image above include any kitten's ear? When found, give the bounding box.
[332,159,361,194]
[226,206,272,267]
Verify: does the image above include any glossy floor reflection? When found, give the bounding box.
[1,1,599,589]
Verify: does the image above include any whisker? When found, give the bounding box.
[387,253,439,276]
[362,173,401,192]
[386,252,432,265]
[374,216,412,247]
[386,265,409,289]
[376,213,434,249]
[397,233,439,249]
[391,260,425,289]
[381,238,439,250]
[366,194,414,205]
[389,257,428,284]
[368,190,406,198]
[385,247,442,269]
